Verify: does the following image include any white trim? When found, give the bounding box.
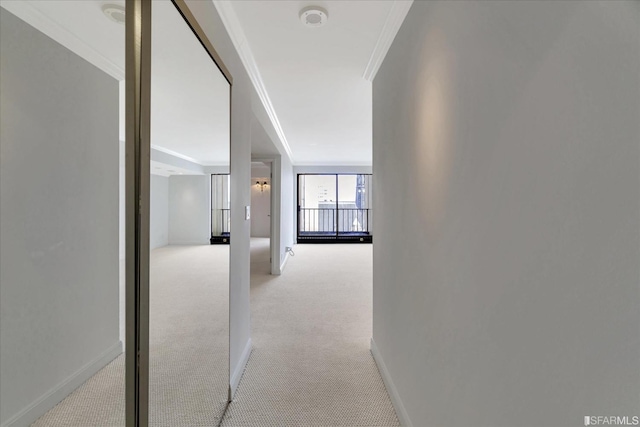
[270,156,282,276]
[293,161,374,167]
[151,145,204,166]
[362,1,414,82]
[370,338,413,427]
[212,1,294,162]
[229,338,252,400]
[279,248,292,274]
[293,165,373,175]
[1,341,123,427]
[0,2,125,81]
[151,145,228,168]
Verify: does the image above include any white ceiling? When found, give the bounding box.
[150,0,230,166]
[2,0,412,167]
[219,1,412,166]
[1,0,230,167]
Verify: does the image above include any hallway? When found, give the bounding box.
[31,246,230,426]
[221,240,398,426]
[30,241,396,426]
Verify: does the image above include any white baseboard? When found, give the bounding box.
[1,341,123,427]
[370,338,413,427]
[278,250,291,275]
[229,338,252,400]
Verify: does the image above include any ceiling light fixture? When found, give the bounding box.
[299,6,328,28]
[102,4,125,25]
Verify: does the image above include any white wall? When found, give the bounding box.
[250,114,296,273]
[251,163,270,178]
[0,9,121,426]
[184,0,268,391]
[250,178,271,237]
[372,2,640,426]
[280,155,295,262]
[119,139,126,345]
[150,174,169,249]
[168,175,210,245]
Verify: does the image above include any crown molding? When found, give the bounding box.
[0,2,125,80]
[362,0,413,82]
[151,145,203,165]
[151,145,229,168]
[212,1,295,162]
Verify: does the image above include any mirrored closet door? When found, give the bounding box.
[148,0,231,425]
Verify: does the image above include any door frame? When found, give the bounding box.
[251,156,282,275]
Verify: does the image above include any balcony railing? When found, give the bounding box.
[299,208,370,234]
[211,208,230,236]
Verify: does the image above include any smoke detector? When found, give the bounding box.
[102,4,125,25]
[299,6,328,28]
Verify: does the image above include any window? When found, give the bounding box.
[297,174,372,243]
[211,174,230,243]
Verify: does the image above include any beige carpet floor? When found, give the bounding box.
[220,239,399,427]
[32,241,398,426]
[32,245,229,427]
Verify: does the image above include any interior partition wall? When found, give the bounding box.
[297,174,372,243]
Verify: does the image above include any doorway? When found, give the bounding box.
[250,162,272,274]
[251,162,272,239]
[251,156,284,275]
